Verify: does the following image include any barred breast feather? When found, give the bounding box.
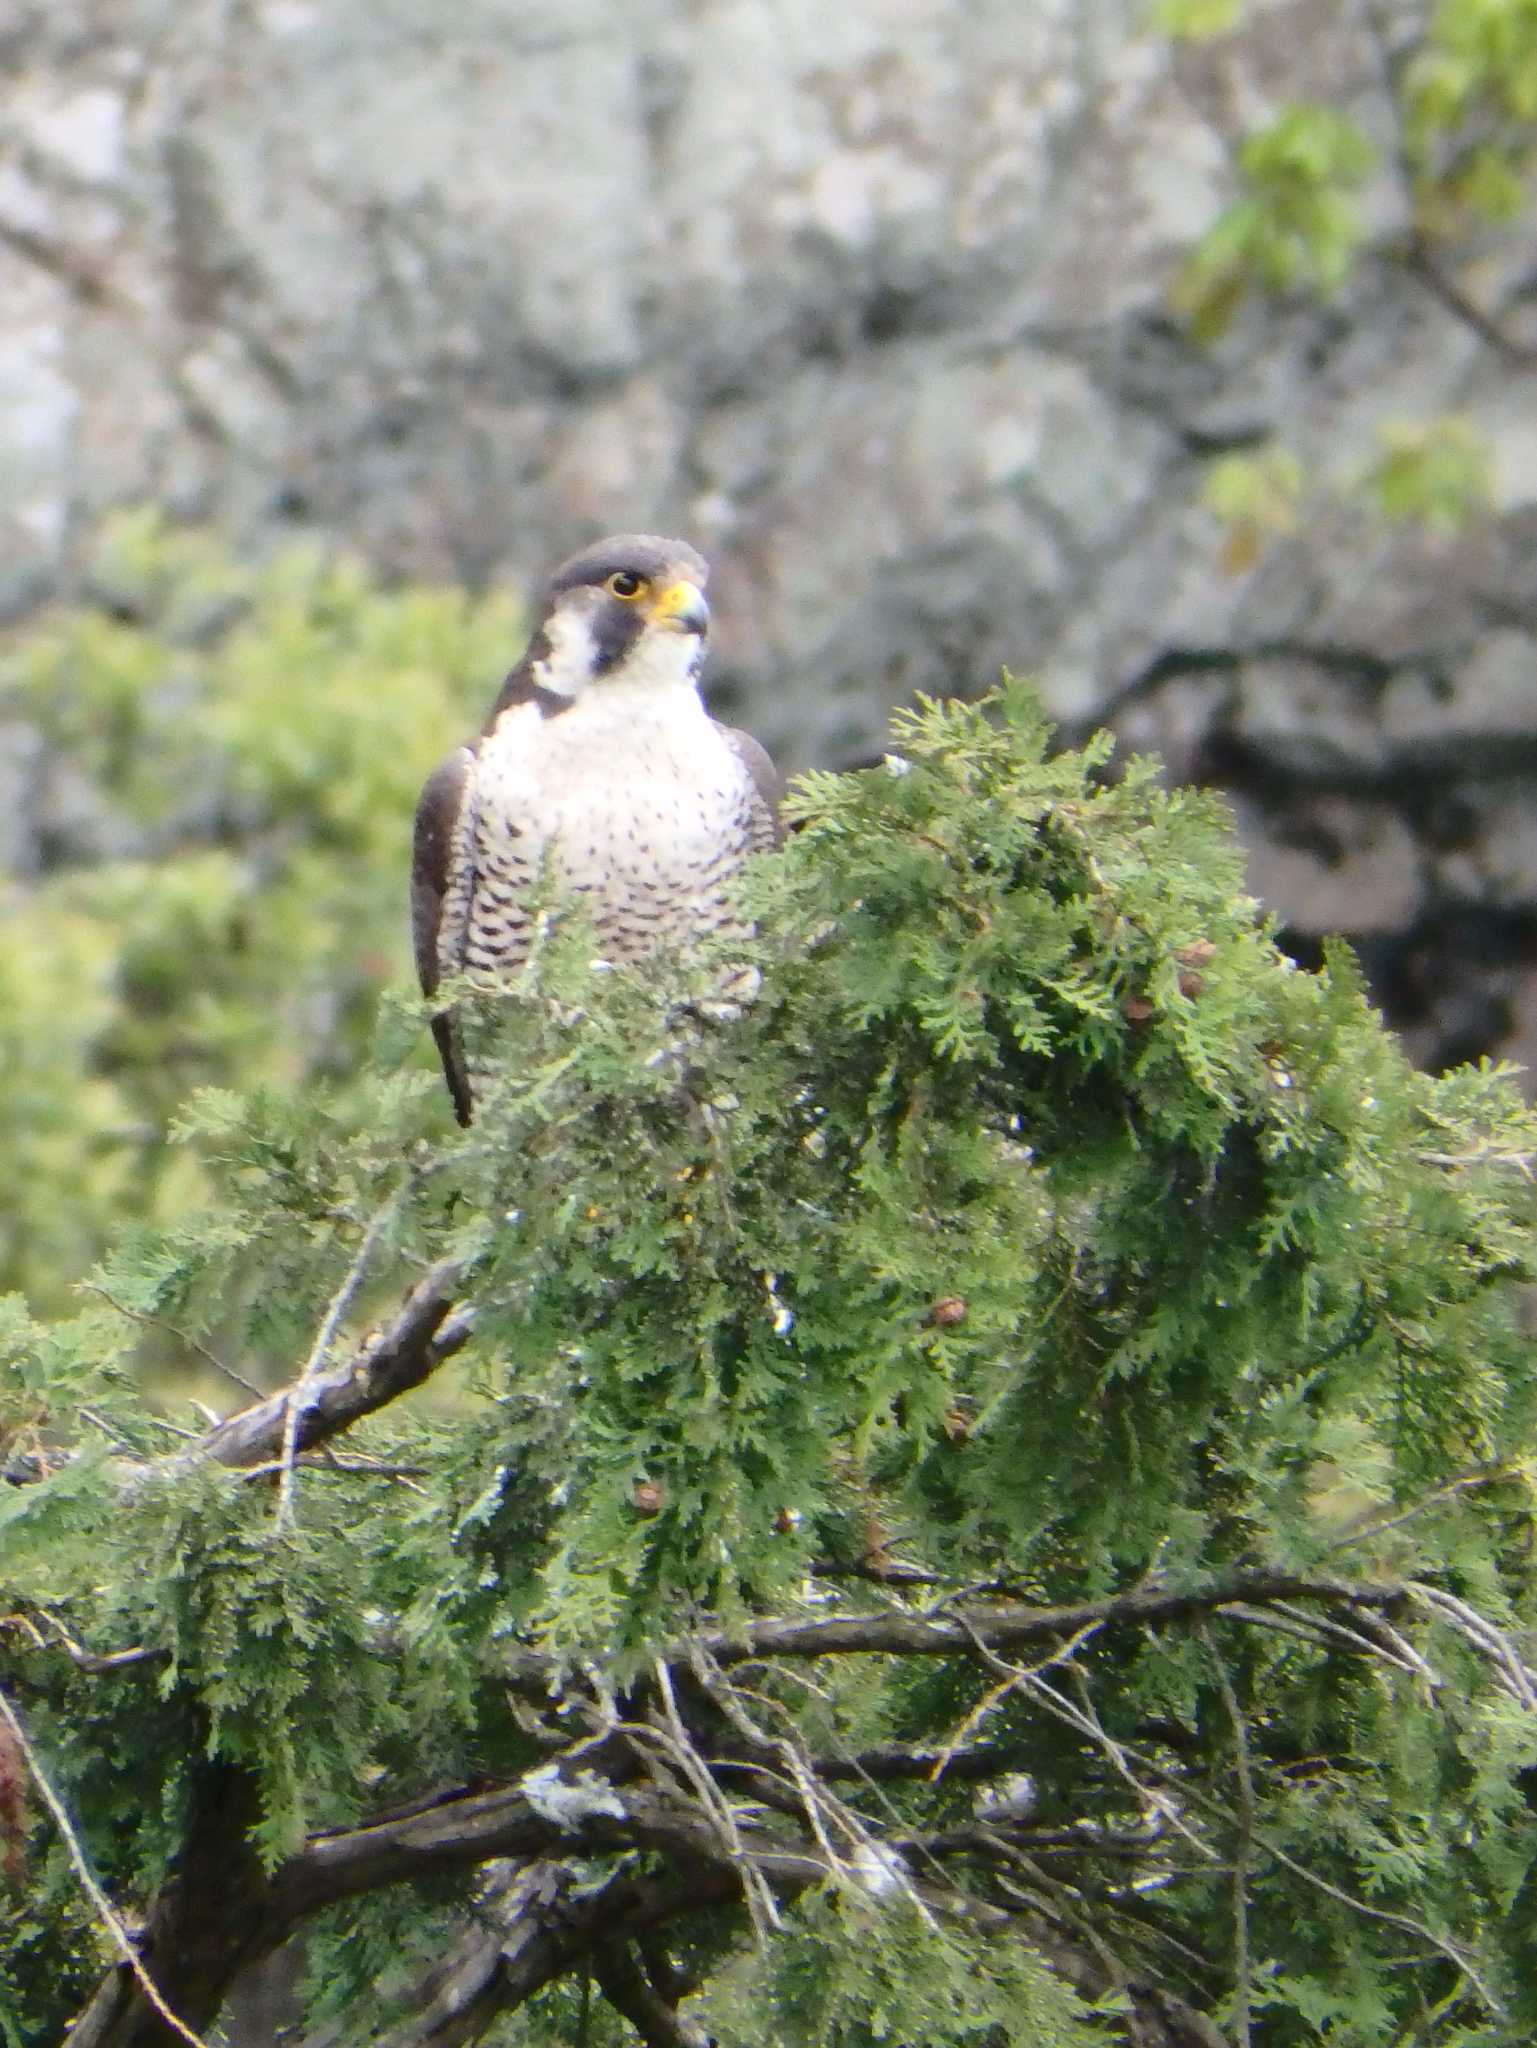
[412,678,781,1125]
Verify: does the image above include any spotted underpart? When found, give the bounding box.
[412,533,781,1125]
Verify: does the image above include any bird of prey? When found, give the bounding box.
[412,534,782,1124]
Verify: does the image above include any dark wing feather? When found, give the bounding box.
[716,723,785,850]
[412,750,476,1126]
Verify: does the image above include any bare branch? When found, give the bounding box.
[1401,239,1537,367]
[59,1557,1520,2044]
[1322,1466,1521,1556]
[1024,1687,1503,2026]
[278,1187,405,1529]
[592,1942,716,2048]
[930,1618,1103,1782]
[764,1741,1020,1787]
[79,1284,263,1401]
[278,1774,824,1925]
[1407,1584,1537,1710]
[154,1258,471,1480]
[644,1659,782,1939]
[513,1571,1411,1681]
[1200,1627,1253,2048]
[296,1861,735,2048]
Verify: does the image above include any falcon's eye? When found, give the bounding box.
[605,570,647,600]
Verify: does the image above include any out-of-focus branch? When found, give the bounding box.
[354,1862,567,2048]
[278,1776,824,1923]
[1402,238,1537,367]
[592,1942,716,2048]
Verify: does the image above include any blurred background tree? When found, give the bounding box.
[1,514,517,1316]
[4,0,1537,1116]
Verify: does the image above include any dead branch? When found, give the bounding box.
[154,1259,471,1479]
[277,1186,406,1528]
[491,1571,1413,1694]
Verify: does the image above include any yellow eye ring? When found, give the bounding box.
[605,570,647,600]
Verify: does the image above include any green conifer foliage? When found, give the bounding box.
[4,611,1537,2044]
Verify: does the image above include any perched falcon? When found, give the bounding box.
[412,534,782,1124]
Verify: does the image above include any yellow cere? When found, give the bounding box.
[653,579,701,619]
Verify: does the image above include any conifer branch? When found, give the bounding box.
[279,1761,1211,2045]
[157,1257,472,1477]
[496,1572,1417,1689]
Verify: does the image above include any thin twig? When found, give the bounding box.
[1323,1468,1520,1556]
[1261,1833,1498,2015]
[74,1407,138,1453]
[154,1257,471,1480]
[1201,1626,1253,2048]
[1058,1693,1502,2021]
[1408,1586,1537,1710]
[685,1644,937,1927]
[699,1664,998,1906]
[1030,1665,1219,1868]
[276,1188,403,1531]
[930,1619,1104,1782]
[1280,1604,1442,1693]
[1401,241,1537,369]
[0,1686,214,2048]
[79,1283,263,1399]
[239,1456,430,1489]
[15,1611,160,1677]
[1237,1600,1438,1688]
[648,1661,780,1939]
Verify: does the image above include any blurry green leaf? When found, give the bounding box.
[1362,418,1495,532]
[1406,0,1537,215]
[1151,0,1244,36]
[1203,446,1305,571]
[1175,107,1376,335]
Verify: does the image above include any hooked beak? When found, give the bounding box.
[650,579,710,637]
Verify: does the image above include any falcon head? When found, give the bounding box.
[521,533,711,702]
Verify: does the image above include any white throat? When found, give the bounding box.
[531,609,704,702]
[530,607,599,698]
